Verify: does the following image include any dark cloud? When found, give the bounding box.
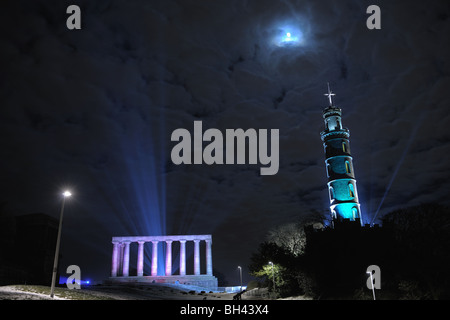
[1,0,449,284]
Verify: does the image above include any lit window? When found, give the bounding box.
[345,161,351,174]
[349,183,355,198]
[329,186,335,200]
[352,207,358,220]
[331,210,337,220]
[342,142,347,153]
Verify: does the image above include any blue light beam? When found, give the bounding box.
[370,112,427,225]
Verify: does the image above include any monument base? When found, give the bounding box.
[106,275,218,289]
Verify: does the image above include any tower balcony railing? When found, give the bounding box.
[320,128,350,140]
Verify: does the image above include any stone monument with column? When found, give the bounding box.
[107,234,217,289]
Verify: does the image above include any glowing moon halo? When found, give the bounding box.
[276,29,303,47]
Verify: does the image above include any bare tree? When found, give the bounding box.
[267,211,326,257]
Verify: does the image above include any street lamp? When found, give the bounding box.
[367,270,376,300]
[238,266,242,292]
[268,261,275,291]
[50,190,71,298]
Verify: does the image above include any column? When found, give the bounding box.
[122,241,131,277]
[165,240,173,276]
[111,241,120,277]
[194,239,200,275]
[205,239,213,276]
[179,240,186,276]
[137,241,145,277]
[151,241,158,276]
[118,243,124,276]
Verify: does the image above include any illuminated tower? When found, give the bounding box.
[320,84,362,226]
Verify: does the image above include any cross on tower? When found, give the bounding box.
[324,82,335,106]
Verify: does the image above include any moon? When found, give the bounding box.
[275,27,304,47]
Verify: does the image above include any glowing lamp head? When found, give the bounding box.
[63,191,72,197]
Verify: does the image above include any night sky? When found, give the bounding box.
[1,0,450,286]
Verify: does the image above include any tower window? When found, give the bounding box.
[352,207,358,220]
[345,161,351,174]
[331,209,337,220]
[349,183,355,198]
[342,142,348,153]
[327,164,331,177]
[336,120,341,129]
[329,186,335,201]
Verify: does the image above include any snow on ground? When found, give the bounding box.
[0,284,311,300]
[0,286,67,300]
[82,284,235,300]
[0,284,236,300]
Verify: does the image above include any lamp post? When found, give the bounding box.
[238,266,242,292]
[367,270,376,300]
[50,190,71,298]
[268,261,275,291]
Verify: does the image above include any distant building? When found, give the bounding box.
[0,213,58,285]
[320,85,362,227]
